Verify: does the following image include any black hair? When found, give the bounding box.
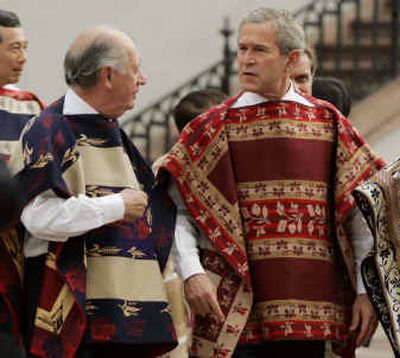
[312,77,352,117]
[173,89,228,132]
[0,10,20,29]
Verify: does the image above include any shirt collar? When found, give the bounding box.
[3,84,19,91]
[63,88,99,115]
[231,82,314,108]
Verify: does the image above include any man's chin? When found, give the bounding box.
[7,77,19,85]
[12,73,22,81]
[240,83,259,93]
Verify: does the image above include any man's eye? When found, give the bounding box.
[10,45,21,51]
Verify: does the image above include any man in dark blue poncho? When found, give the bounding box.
[13,25,177,358]
[0,9,44,358]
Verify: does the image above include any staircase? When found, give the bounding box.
[300,0,400,100]
[121,0,400,162]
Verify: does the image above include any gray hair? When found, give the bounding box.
[64,32,127,89]
[240,7,306,54]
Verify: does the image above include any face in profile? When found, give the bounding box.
[106,42,146,118]
[290,52,313,95]
[0,26,27,87]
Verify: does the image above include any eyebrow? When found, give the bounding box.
[238,42,270,50]
[8,40,28,45]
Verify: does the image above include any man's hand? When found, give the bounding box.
[349,293,378,347]
[184,273,225,323]
[120,188,148,221]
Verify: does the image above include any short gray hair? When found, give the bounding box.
[64,33,127,88]
[240,7,306,55]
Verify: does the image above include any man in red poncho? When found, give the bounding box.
[162,7,385,358]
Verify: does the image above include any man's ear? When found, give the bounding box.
[100,66,113,89]
[286,49,301,72]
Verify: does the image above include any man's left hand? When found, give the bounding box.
[349,293,378,347]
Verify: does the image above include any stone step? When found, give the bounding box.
[348,20,398,46]
[351,20,396,38]
[317,44,392,60]
[319,61,391,73]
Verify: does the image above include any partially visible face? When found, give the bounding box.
[290,52,313,95]
[107,42,146,118]
[0,26,27,87]
[237,22,292,99]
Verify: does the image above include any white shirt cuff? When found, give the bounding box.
[178,254,205,281]
[356,264,367,294]
[349,206,374,294]
[96,193,125,223]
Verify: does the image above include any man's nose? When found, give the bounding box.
[18,48,27,64]
[239,49,256,67]
[244,51,256,65]
[137,72,146,86]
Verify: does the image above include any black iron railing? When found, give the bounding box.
[120,18,236,162]
[122,0,400,161]
[299,0,400,99]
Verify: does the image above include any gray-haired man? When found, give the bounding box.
[14,26,177,358]
[162,7,383,357]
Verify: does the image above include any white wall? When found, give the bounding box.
[0,0,309,115]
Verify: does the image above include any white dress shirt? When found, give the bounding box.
[171,86,373,294]
[22,89,125,257]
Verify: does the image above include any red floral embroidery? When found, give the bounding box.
[90,318,117,341]
[136,219,150,240]
[125,319,146,336]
